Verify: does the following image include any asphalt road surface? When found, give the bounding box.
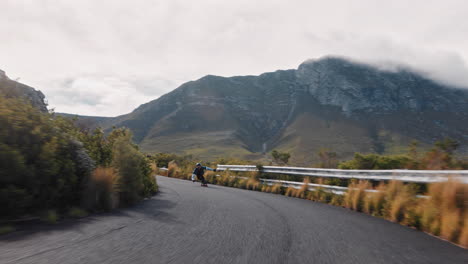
[1,176,467,264]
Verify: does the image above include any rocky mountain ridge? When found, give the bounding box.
[0,70,48,112]
[72,56,467,163]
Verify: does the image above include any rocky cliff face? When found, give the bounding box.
[76,57,468,163]
[0,70,48,112]
[296,57,466,114]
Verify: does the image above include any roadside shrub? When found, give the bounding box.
[83,167,119,211]
[344,181,369,211]
[167,161,180,178]
[236,178,248,189]
[68,207,89,218]
[270,184,283,194]
[0,96,94,220]
[0,225,15,235]
[330,194,344,206]
[339,153,412,170]
[363,183,386,216]
[0,95,159,222]
[295,178,310,199]
[387,185,416,223]
[284,187,296,197]
[112,134,157,205]
[420,179,467,241]
[41,210,58,224]
[246,178,260,191]
[459,215,468,247]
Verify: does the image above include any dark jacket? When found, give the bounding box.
[192,166,215,177]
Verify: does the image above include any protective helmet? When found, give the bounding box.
[196,163,202,166]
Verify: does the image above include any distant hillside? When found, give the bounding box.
[57,112,115,130]
[61,57,468,164]
[0,70,47,112]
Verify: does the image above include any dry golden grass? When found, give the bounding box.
[284,187,296,197]
[306,178,334,202]
[294,178,310,198]
[363,183,386,216]
[459,214,468,247]
[150,163,157,174]
[246,178,260,190]
[330,195,344,206]
[270,184,283,194]
[340,178,467,246]
[440,208,461,241]
[153,163,168,176]
[167,161,180,178]
[387,185,415,223]
[420,179,467,240]
[84,167,119,211]
[427,179,466,241]
[344,181,369,211]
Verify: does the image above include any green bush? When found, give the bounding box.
[0,96,94,219]
[68,207,88,218]
[0,95,158,221]
[0,225,15,235]
[112,130,158,205]
[338,153,412,169]
[41,210,58,224]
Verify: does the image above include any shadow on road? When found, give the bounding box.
[0,188,180,242]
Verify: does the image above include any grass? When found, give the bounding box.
[84,167,120,211]
[420,179,467,244]
[363,183,386,216]
[0,225,15,235]
[344,180,369,212]
[167,161,180,178]
[459,216,468,247]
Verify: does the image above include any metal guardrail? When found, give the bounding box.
[217,165,468,184]
[259,178,428,198]
[260,178,349,194]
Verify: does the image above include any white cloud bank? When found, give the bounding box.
[1,0,467,116]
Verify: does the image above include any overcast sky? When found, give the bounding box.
[1,0,468,116]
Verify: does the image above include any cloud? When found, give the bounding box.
[44,74,178,116]
[1,0,467,116]
[305,33,468,88]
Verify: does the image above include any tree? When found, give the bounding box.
[271,150,291,165]
[434,138,459,155]
[111,129,156,205]
[419,138,460,170]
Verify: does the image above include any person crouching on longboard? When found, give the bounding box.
[192,163,216,186]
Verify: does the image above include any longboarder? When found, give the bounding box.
[192,163,216,187]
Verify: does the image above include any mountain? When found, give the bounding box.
[63,57,468,164]
[0,69,48,112]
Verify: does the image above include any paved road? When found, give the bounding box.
[1,176,467,264]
